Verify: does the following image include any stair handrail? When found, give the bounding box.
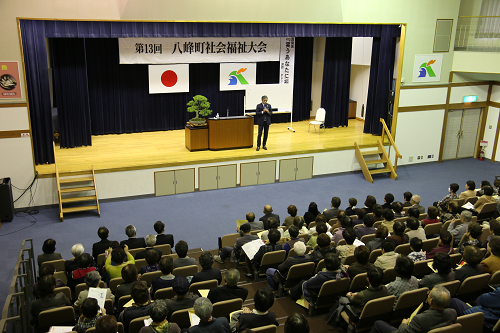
[53,142,63,220]
[380,118,402,171]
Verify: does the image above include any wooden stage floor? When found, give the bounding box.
[37,119,383,177]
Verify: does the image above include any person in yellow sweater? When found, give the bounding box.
[105,244,135,280]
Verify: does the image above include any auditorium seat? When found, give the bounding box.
[154,287,175,300]
[455,273,491,303]
[340,295,396,332]
[170,309,191,329]
[128,315,150,333]
[428,323,462,333]
[172,265,198,278]
[254,250,287,279]
[390,288,429,325]
[140,271,162,286]
[278,262,315,297]
[109,277,125,293]
[212,298,243,320]
[189,279,218,296]
[308,277,350,316]
[154,244,171,255]
[38,306,75,333]
[438,280,461,297]
[456,312,484,333]
[349,273,369,292]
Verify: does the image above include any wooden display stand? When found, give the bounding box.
[185,125,208,151]
[208,116,254,150]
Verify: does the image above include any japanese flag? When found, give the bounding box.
[149,64,189,94]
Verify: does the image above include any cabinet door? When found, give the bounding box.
[296,157,314,180]
[175,168,195,194]
[240,162,259,187]
[279,159,297,182]
[155,171,176,196]
[199,166,218,191]
[218,164,237,189]
[257,161,276,185]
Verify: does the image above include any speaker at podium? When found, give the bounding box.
[0,177,14,222]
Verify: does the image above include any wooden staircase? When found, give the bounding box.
[54,143,101,221]
[355,118,402,183]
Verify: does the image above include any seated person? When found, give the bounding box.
[252,229,284,272]
[476,180,492,197]
[345,198,357,217]
[120,224,147,249]
[207,268,248,304]
[323,197,341,221]
[387,256,418,301]
[283,225,306,254]
[215,223,259,264]
[164,277,199,321]
[374,239,399,270]
[119,281,152,332]
[382,193,394,210]
[65,243,94,277]
[307,221,328,249]
[381,209,395,233]
[392,202,405,219]
[409,195,425,214]
[139,300,181,333]
[37,238,63,268]
[173,240,197,268]
[454,246,484,282]
[371,285,457,333]
[32,263,66,298]
[138,249,160,275]
[346,266,389,314]
[459,180,477,200]
[151,256,184,298]
[457,222,482,254]
[190,251,222,285]
[69,253,97,290]
[426,230,455,260]
[74,270,114,308]
[402,191,413,207]
[266,242,311,291]
[436,183,459,213]
[364,195,377,214]
[73,298,103,333]
[406,217,426,242]
[331,216,353,244]
[115,264,139,306]
[407,238,426,262]
[355,214,376,239]
[366,225,389,252]
[387,221,409,246]
[304,202,320,228]
[352,208,367,226]
[135,234,162,260]
[448,210,473,247]
[95,315,117,333]
[422,206,440,226]
[448,286,500,329]
[309,233,337,266]
[245,212,264,231]
[372,204,384,222]
[188,297,230,333]
[335,228,356,263]
[482,218,500,248]
[308,214,327,235]
[347,245,375,279]
[474,185,496,213]
[283,216,308,238]
[441,200,461,224]
[154,220,174,248]
[301,253,348,302]
[260,217,284,242]
[260,205,281,228]
[30,275,72,328]
[283,204,298,228]
[284,313,309,333]
[419,252,455,289]
[481,236,500,274]
[92,226,114,261]
[406,207,420,220]
[232,288,278,332]
[105,244,135,280]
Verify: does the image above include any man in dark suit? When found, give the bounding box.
[369,285,457,333]
[255,95,272,151]
[259,205,280,229]
[154,220,174,248]
[207,268,248,304]
[134,234,162,260]
[92,226,114,261]
[120,224,146,249]
[323,197,341,221]
[266,241,312,291]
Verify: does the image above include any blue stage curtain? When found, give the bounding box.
[19,20,54,164]
[364,25,399,135]
[292,37,314,122]
[321,37,352,128]
[51,38,92,148]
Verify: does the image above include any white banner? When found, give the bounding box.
[119,38,280,64]
[220,63,256,91]
[280,37,295,86]
[412,54,443,83]
[148,64,189,94]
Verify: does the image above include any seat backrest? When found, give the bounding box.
[212,298,243,319]
[154,287,175,300]
[128,315,150,333]
[128,248,145,258]
[104,299,113,315]
[38,306,75,333]
[424,223,442,237]
[438,280,461,297]
[250,325,277,333]
[356,295,396,330]
[189,279,218,296]
[315,259,326,274]
[315,278,350,307]
[170,309,192,329]
[479,227,492,243]
[140,270,163,286]
[450,253,463,267]
[368,249,382,263]
[456,273,491,301]
[161,253,179,261]
[299,233,309,242]
[489,270,500,285]
[109,277,125,293]
[413,259,433,279]
[43,259,65,271]
[316,108,326,122]
[480,202,498,214]
[428,323,462,333]
[90,322,123,333]
[441,220,452,233]
[395,243,412,256]
[54,286,72,301]
[285,262,315,280]
[308,222,316,229]
[349,272,369,292]
[454,198,466,206]
[172,265,198,278]
[117,295,132,313]
[260,250,286,268]
[53,270,68,285]
[344,255,356,266]
[337,239,347,246]
[422,237,440,252]
[465,197,478,204]
[134,259,147,271]
[382,268,397,284]
[360,234,376,244]
[96,253,106,267]
[74,283,87,298]
[456,312,484,333]
[154,244,171,255]
[372,221,382,229]
[418,213,428,220]
[391,287,429,323]
[221,233,240,248]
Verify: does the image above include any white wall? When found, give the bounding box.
[483,107,499,160]
[351,37,372,66]
[449,85,489,104]
[399,87,448,107]
[311,37,326,117]
[491,85,500,103]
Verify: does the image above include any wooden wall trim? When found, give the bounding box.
[0,130,29,139]
[448,102,488,109]
[0,103,27,108]
[398,105,447,112]
[490,101,500,108]
[400,84,449,89]
[400,81,493,90]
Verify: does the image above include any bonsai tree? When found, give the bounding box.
[187,95,212,121]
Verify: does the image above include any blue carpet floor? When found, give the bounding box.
[1,157,498,302]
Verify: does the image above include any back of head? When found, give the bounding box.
[461,210,473,223]
[268,229,281,244]
[85,270,101,288]
[131,281,149,304]
[154,221,165,234]
[364,195,376,209]
[381,239,396,253]
[199,252,214,270]
[394,256,414,280]
[78,253,92,268]
[264,205,273,214]
[246,212,255,222]
[489,236,500,257]
[254,287,274,312]
[240,223,252,234]
[288,205,298,217]
[71,243,84,258]
[175,240,189,258]
[149,299,168,323]
[407,217,419,231]
[267,217,279,230]
[448,200,459,213]
[439,230,453,246]
[463,246,483,267]
[411,195,421,205]
[373,204,384,218]
[42,238,56,254]
[293,241,307,256]
[385,193,394,204]
[331,197,341,208]
[356,208,367,219]
[96,315,117,333]
[484,185,494,196]
[466,180,476,191]
[224,268,240,287]
[407,207,420,219]
[324,253,341,272]
[367,266,384,287]
[308,202,319,215]
[375,225,389,239]
[404,191,413,202]
[98,227,109,240]
[392,201,403,213]
[37,274,56,298]
[363,214,375,227]
[349,198,357,207]
[146,234,157,247]
[293,216,305,229]
[159,256,174,275]
[81,297,100,318]
[432,252,452,275]
[145,249,159,265]
[491,219,500,236]
[340,216,352,229]
[289,225,299,238]
[315,214,327,224]
[285,313,309,333]
[111,247,126,265]
[393,221,405,236]
[125,224,136,238]
[121,264,138,283]
[194,297,213,321]
[449,183,459,193]
[342,228,356,245]
[383,209,394,221]
[410,237,423,252]
[316,223,328,235]
[482,180,492,188]
[427,206,439,219]
[317,233,331,248]
[429,285,451,309]
[468,222,483,239]
[354,246,370,264]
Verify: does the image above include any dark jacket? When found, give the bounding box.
[190,267,222,285]
[255,102,273,126]
[188,317,231,333]
[156,234,175,248]
[393,308,457,333]
[259,213,280,229]
[92,239,113,261]
[134,247,162,260]
[207,285,248,304]
[120,237,147,250]
[277,255,312,277]
[454,264,483,282]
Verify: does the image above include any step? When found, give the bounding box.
[62,205,98,213]
[61,195,97,203]
[365,159,386,165]
[369,168,391,174]
[361,149,383,156]
[59,176,94,184]
[60,186,95,193]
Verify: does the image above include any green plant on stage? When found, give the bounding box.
[187,95,212,121]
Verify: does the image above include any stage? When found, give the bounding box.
[36,119,383,177]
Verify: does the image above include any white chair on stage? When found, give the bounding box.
[308,108,326,133]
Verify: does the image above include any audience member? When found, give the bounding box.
[476,180,492,196]
[215,223,259,263]
[407,237,426,262]
[120,224,147,249]
[284,216,308,238]
[336,228,356,263]
[154,221,175,248]
[355,214,376,239]
[331,216,352,244]
[95,315,118,333]
[207,268,248,303]
[138,249,160,274]
[307,221,328,249]
[381,209,395,232]
[352,208,366,226]
[164,278,199,321]
[64,243,88,274]
[386,256,418,301]
[475,185,496,213]
[448,286,500,328]
[441,200,461,223]
[387,220,409,245]
[374,239,399,270]
[283,225,306,254]
[266,242,311,291]
[73,298,103,333]
[448,210,473,247]
[92,226,114,261]
[347,246,374,278]
[304,202,320,227]
[372,204,384,222]
[456,222,482,254]
[140,300,181,333]
[115,264,139,306]
[68,253,96,289]
[406,207,420,220]
[37,238,63,268]
[436,183,459,213]
[364,195,377,213]
[135,235,162,260]
[32,263,65,298]
[232,288,278,332]
[151,256,183,298]
[382,193,394,210]
[328,209,346,230]
[119,281,152,331]
[260,217,284,242]
[188,297,229,333]
[392,202,404,219]
[410,195,425,214]
[366,225,389,252]
[283,205,298,228]
[402,191,413,208]
[323,197,341,221]
[346,267,389,314]
[190,251,222,285]
[459,180,477,200]
[284,313,309,333]
[419,252,455,289]
[105,244,135,280]
[423,206,440,226]
[426,230,455,260]
[245,212,264,231]
[252,229,283,273]
[345,198,357,216]
[173,240,197,268]
[30,275,72,328]
[482,218,500,248]
[454,246,484,282]
[260,205,280,228]
[309,233,337,265]
[406,217,426,241]
[481,236,500,274]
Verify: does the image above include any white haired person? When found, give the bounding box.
[266,241,312,291]
[187,297,230,333]
[138,300,180,333]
